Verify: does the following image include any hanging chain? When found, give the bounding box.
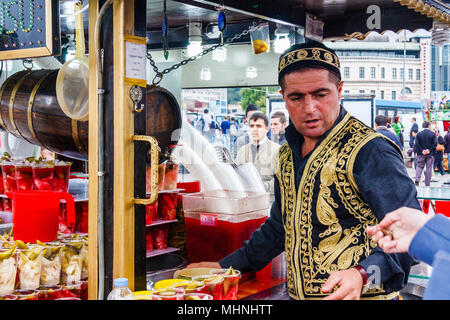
[147,22,258,84]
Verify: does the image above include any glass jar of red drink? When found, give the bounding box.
[52,161,72,192]
[32,163,54,190]
[61,280,81,299]
[158,191,178,221]
[152,224,169,250]
[146,199,158,225]
[1,161,16,193]
[192,275,224,300]
[80,280,88,300]
[12,289,39,300]
[2,198,12,212]
[209,268,241,300]
[14,161,34,191]
[37,285,62,300]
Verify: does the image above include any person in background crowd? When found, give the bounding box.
[386,116,393,130]
[270,111,288,145]
[392,116,404,149]
[208,114,219,143]
[188,41,419,300]
[444,129,450,174]
[235,104,260,157]
[235,112,280,202]
[220,116,231,150]
[201,109,212,140]
[434,132,445,176]
[414,121,437,186]
[409,117,419,149]
[374,115,402,151]
[229,116,238,154]
[367,206,450,300]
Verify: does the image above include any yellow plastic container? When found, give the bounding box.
[153,279,188,290]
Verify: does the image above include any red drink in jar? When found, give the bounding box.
[2,198,11,212]
[209,268,241,300]
[80,280,88,300]
[152,225,169,250]
[163,161,178,190]
[146,200,158,225]
[15,163,34,191]
[52,162,72,192]
[12,289,39,300]
[37,285,62,300]
[61,281,81,299]
[192,275,224,300]
[1,163,16,192]
[0,166,3,194]
[158,192,178,220]
[32,164,54,190]
[146,229,153,253]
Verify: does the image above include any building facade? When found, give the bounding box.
[326,41,423,101]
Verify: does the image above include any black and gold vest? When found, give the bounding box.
[275,113,400,300]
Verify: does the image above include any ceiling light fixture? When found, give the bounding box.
[187,22,203,57]
[274,23,292,54]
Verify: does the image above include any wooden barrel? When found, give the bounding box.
[0,70,182,160]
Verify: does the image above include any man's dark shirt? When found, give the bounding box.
[220,106,420,293]
[377,127,403,151]
[414,129,437,157]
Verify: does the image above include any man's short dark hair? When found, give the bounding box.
[245,104,260,116]
[423,121,430,128]
[271,111,287,124]
[412,117,416,121]
[249,111,269,127]
[204,109,209,114]
[375,115,388,127]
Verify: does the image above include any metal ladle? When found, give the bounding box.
[56,1,89,121]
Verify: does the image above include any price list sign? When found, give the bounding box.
[0,0,60,60]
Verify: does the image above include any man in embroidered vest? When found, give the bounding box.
[187,41,421,300]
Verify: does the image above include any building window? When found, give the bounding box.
[408,69,413,80]
[380,90,385,99]
[344,90,350,94]
[400,68,404,80]
[392,91,396,100]
[392,68,397,80]
[370,67,376,79]
[370,90,376,96]
[359,67,365,79]
[359,90,365,94]
[344,67,350,78]
[381,67,385,79]
[416,69,421,80]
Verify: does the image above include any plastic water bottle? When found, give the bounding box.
[107,278,134,300]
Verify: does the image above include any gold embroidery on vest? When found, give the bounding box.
[277,114,394,299]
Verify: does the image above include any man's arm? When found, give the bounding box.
[352,137,421,292]
[219,175,285,272]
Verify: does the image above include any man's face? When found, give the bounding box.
[249,118,269,144]
[270,117,286,135]
[280,69,343,142]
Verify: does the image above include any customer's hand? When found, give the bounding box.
[186,262,221,269]
[366,207,431,253]
[321,268,363,300]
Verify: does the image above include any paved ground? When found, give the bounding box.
[406,165,450,188]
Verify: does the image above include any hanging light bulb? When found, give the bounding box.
[200,67,211,80]
[212,46,227,62]
[274,23,292,54]
[246,66,257,79]
[187,22,203,57]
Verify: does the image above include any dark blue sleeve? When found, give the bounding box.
[219,176,285,272]
[423,250,450,300]
[353,137,421,291]
[409,214,450,266]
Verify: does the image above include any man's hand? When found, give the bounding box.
[366,207,430,253]
[422,149,430,155]
[186,262,221,269]
[321,268,363,300]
